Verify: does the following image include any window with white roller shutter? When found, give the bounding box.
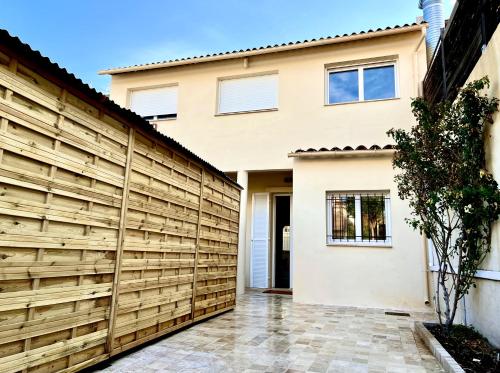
[218,73,278,114]
[129,86,178,120]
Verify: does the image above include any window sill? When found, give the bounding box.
[150,117,177,122]
[327,242,392,248]
[324,97,400,107]
[215,108,278,116]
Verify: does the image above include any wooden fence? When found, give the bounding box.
[0,32,240,373]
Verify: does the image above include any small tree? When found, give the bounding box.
[387,77,500,331]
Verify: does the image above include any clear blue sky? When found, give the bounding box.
[0,0,454,94]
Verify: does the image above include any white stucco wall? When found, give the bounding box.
[292,155,429,311]
[108,29,426,173]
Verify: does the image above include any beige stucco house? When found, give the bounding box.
[101,22,433,311]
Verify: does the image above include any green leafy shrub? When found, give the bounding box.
[388,77,500,329]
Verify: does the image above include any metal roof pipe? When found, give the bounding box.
[419,0,445,63]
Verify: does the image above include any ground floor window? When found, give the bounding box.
[326,192,391,245]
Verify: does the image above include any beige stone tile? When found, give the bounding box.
[91,291,444,373]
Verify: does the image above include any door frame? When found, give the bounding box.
[271,193,293,289]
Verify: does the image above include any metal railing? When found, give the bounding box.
[423,0,500,105]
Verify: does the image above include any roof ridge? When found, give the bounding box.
[100,21,425,74]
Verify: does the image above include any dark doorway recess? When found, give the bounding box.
[274,195,291,288]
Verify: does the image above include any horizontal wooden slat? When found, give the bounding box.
[195,293,236,311]
[0,167,123,207]
[122,240,195,254]
[0,330,107,373]
[202,204,239,223]
[127,198,198,224]
[0,307,108,345]
[0,70,129,145]
[132,145,201,182]
[117,289,193,314]
[125,218,196,237]
[198,245,237,255]
[119,258,195,271]
[119,274,194,293]
[203,193,239,212]
[0,197,120,228]
[196,283,236,296]
[196,270,237,281]
[0,100,127,167]
[131,161,200,196]
[129,183,199,210]
[0,231,117,250]
[0,133,124,187]
[0,262,115,280]
[201,217,239,233]
[204,179,239,200]
[114,305,191,338]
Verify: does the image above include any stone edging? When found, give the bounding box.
[414,321,465,373]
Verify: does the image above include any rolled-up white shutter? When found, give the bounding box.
[129,86,177,118]
[251,193,270,288]
[218,74,278,114]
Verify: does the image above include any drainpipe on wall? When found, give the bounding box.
[413,28,427,97]
[421,234,432,306]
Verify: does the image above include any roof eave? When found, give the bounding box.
[99,24,425,75]
[288,149,395,158]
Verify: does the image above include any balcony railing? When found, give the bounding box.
[423,0,500,105]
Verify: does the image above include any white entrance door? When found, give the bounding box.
[250,193,270,288]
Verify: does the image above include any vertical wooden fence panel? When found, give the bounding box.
[0,39,240,373]
[194,173,239,320]
[110,131,201,354]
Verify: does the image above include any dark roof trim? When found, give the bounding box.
[0,29,242,190]
[100,22,425,75]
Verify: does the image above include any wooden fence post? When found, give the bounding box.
[190,169,205,320]
[106,127,135,353]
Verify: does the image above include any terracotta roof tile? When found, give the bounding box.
[292,145,396,154]
[100,22,424,74]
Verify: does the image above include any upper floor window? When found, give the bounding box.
[327,62,397,104]
[129,85,178,120]
[326,192,392,246]
[218,73,278,114]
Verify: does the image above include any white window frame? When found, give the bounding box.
[127,84,178,121]
[325,60,399,105]
[216,72,279,115]
[326,191,392,246]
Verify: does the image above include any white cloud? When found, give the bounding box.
[120,40,206,68]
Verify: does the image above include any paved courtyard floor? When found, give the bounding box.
[93,291,443,373]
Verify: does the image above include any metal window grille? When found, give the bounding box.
[327,193,391,244]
